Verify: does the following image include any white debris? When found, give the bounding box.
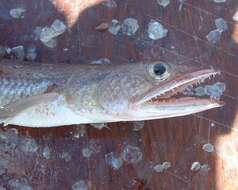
[213,0,226,3]
[60,152,71,162]
[72,180,88,190]
[8,179,32,190]
[233,11,238,22]
[108,19,121,35]
[26,46,37,61]
[200,163,211,172]
[132,121,145,131]
[157,0,170,7]
[153,161,171,172]
[9,8,26,19]
[42,146,51,159]
[72,125,87,138]
[202,143,215,153]
[194,86,206,96]
[148,20,168,40]
[82,140,101,158]
[105,152,123,170]
[206,29,222,44]
[20,137,38,153]
[40,19,66,47]
[102,0,117,8]
[122,145,143,164]
[204,82,226,99]
[43,38,57,48]
[121,18,139,36]
[190,161,201,171]
[215,18,228,32]
[90,58,111,65]
[11,45,24,60]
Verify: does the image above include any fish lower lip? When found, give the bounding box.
[143,97,224,106]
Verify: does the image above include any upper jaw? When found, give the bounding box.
[132,68,223,107]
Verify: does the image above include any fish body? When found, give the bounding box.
[0,60,223,128]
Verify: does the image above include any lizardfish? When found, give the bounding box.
[0,60,223,128]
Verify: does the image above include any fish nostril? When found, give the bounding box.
[153,63,166,76]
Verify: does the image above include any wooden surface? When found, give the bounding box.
[0,0,238,189]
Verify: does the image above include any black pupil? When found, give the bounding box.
[153,64,166,76]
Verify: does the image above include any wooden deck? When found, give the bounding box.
[0,0,238,189]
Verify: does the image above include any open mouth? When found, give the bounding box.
[134,68,224,106]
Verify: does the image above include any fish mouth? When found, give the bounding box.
[131,68,224,119]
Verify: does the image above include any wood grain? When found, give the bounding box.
[0,0,238,189]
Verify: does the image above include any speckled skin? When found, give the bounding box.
[0,60,221,127]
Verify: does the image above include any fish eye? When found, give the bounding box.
[149,62,170,80]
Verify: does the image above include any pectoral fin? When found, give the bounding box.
[0,92,59,126]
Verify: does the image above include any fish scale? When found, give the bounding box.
[0,77,53,106]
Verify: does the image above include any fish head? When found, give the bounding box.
[96,61,224,121]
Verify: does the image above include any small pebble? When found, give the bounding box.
[122,145,143,164]
[157,0,170,7]
[121,18,139,36]
[20,137,38,153]
[132,121,145,131]
[72,180,88,190]
[202,143,215,153]
[153,161,171,172]
[190,161,201,171]
[215,18,228,32]
[42,146,51,159]
[9,8,26,19]
[11,45,25,60]
[148,20,168,40]
[102,0,117,8]
[105,152,123,170]
[51,19,67,36]
[108,19,121,35]
[206,29,222,44]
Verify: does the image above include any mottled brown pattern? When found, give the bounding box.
[0,0,237,190]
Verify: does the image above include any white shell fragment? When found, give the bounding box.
[153,161,171,172]
[202,143,215,153]
[190,161,201,171]
[122,145,143,164]
[215,18,228,32]
[11,45,25,60]
[213,0,226,3]
[148,20,168,40]
[102,0,117,8]
[204,82,226,99]
[105,152,123,170]
[9,8,26,19]
[72,180,89,190]
[108,19,121,35]
[157,0,170,7]
[206,29,222,44]
[233,11,238,22]
[40,19,66,48]
[132,121,145,131]
[122,18,139,36]
[90,58,111,65]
